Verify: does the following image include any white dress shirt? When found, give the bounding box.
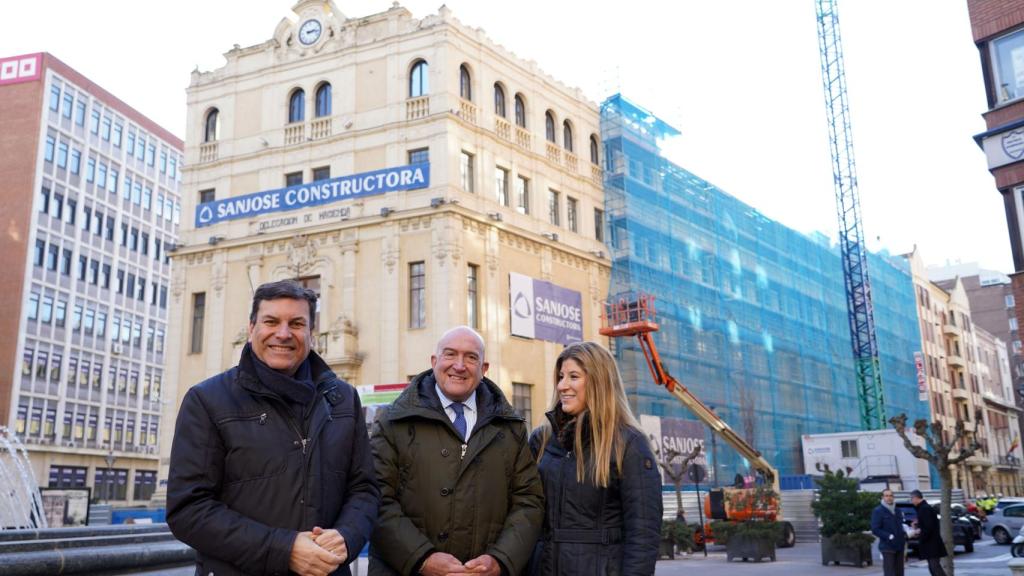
[435,383,478,441]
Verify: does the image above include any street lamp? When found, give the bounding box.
[104,449,116,503]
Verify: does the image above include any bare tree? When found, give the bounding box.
[653,443,702,520]
[890,413,981,576]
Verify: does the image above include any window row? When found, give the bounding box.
[30,243,170,307]
[22,350,164,405]
[39,187,178,254]
[16,402,160,447]
[408,261,482,330]
[22,349,165,401]
[202,60,601,166]
[202,82,332,142]
[457,151,606,239]
[457,63,600,163]
[49,82,180,177]
[44,142,181,223]
[48,466,158,502]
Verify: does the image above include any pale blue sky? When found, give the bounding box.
[2,1,1009,272]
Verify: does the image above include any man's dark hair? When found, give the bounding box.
[249,280,318,329]
[910,489,924,499]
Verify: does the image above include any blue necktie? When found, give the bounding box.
[451,402,467,440]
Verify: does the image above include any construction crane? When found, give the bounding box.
[815,0,886,430]
[600,293,796,547]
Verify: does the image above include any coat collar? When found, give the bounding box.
[386,369,521,424]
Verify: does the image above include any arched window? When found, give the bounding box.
[563,120,574,152]
[315,83,332,117]
[590,135,600,165]
[514,94,526,128]
[410,60,429,98]
[289,89,305,123]
[459,64,472,101]
[545,111,556,143]
[494,84,506,118]
[203,108,219,143]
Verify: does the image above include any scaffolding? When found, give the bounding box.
[600,94,928,478]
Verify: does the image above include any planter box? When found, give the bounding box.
[658,538,675,560]
[820,535,873,567]
[725,533,776,562]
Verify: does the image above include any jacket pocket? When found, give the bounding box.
[218,413,289,485]
[322,412,357,473]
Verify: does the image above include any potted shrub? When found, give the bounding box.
[811,469,877,567]
[719,486,783,562]
[659,518,695,559]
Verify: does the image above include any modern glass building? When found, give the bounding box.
[600,94,928,479]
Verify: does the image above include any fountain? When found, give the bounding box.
[0,427,47,530]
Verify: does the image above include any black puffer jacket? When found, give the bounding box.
[167,347,379,576]
[528,410,662,576]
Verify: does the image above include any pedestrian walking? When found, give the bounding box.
[871,488,907,576]
[167,280,379,576]
[368,326,544,576]
[528,341,662,575]
[911,489,948,576]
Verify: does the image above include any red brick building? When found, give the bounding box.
[0,53,182,505]
[968,1,1024,404]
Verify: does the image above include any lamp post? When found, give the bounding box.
[104,449,116,503]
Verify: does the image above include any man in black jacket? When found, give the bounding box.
[167,280,379,576]
[911,490,947,576]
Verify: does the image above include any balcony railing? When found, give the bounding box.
[514,126,531,151]
[199,142,218,163]
[285,123,305,145]
[943,323,962,338]
[458,99,477,125]
[591,164,603,185]
[995,455,1022,468]
[565,151,578,173]
[947,354,966,367]
[406,96,429,120]
[311,117,332,140]
[494,116,511,141]
[546,141,561,164]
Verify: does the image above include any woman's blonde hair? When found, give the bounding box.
[539,341,642,487]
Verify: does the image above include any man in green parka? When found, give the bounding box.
[369,326,543,576]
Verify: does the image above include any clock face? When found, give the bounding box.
[298,19,322,45]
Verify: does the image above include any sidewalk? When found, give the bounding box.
[654,543,1013,576]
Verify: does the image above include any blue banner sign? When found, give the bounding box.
[195,163,430,228]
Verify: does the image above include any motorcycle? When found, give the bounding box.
[1012,525,1024,557]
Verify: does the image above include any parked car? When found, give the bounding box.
[995,497,1024,512]
[896,501,974,553]
[950,503,983,540]
[986,503,1024,545]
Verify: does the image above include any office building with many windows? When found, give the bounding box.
[0,52,182,505]
[158,1,608,493]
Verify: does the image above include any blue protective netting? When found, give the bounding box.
[600,94,929,479]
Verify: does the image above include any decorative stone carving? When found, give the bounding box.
[288,234,319,276]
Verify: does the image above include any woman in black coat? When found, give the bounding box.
[528,342,663,576]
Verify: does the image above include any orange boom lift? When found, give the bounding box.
[600,293,795,547]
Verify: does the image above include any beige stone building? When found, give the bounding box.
[975,325,1023,495]
[158,1,610,491]
[907,248,997,495]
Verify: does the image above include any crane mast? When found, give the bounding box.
[815,0,886,430]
